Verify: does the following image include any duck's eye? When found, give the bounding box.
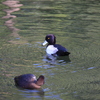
[48,38,50,39]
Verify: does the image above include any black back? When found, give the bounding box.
[54,44,70,56]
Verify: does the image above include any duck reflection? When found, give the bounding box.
[43,54,71,65]
[2,0,23,37]
[17,88,44,99]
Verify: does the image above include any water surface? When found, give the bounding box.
[0,0,100,100]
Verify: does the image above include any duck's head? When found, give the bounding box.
[42,34,56,46]
[32,75,45,89]
[36,75,45,86]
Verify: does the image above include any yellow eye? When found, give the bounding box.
[48,38,50,39]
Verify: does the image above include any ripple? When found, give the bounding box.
[18,89,44,99]
[16,38,20,39]
[87,67,95,70]
[33,63,40,66]
[43,88,50,92]
[71,71,77,73]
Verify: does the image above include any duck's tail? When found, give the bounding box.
[65,51,70,56]
[14,76,19,86]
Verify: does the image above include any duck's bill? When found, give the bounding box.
[42,40,48,46]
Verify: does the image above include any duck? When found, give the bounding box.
[14,74,45,89]
[42,34,70,56]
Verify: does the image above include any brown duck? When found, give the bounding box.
[14,74,45,89]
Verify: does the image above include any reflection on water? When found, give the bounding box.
[32,53,71,69]
[2,0,23,37]
[43,54,71,65]
[18,88,44,99]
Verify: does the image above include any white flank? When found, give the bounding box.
[46,45,58,55]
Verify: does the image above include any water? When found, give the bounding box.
[0,0,100,100]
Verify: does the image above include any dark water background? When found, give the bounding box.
[0,0,100,100]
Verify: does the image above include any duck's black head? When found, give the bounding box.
[42,34,56,45]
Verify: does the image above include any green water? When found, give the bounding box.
[0,0,100,100]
